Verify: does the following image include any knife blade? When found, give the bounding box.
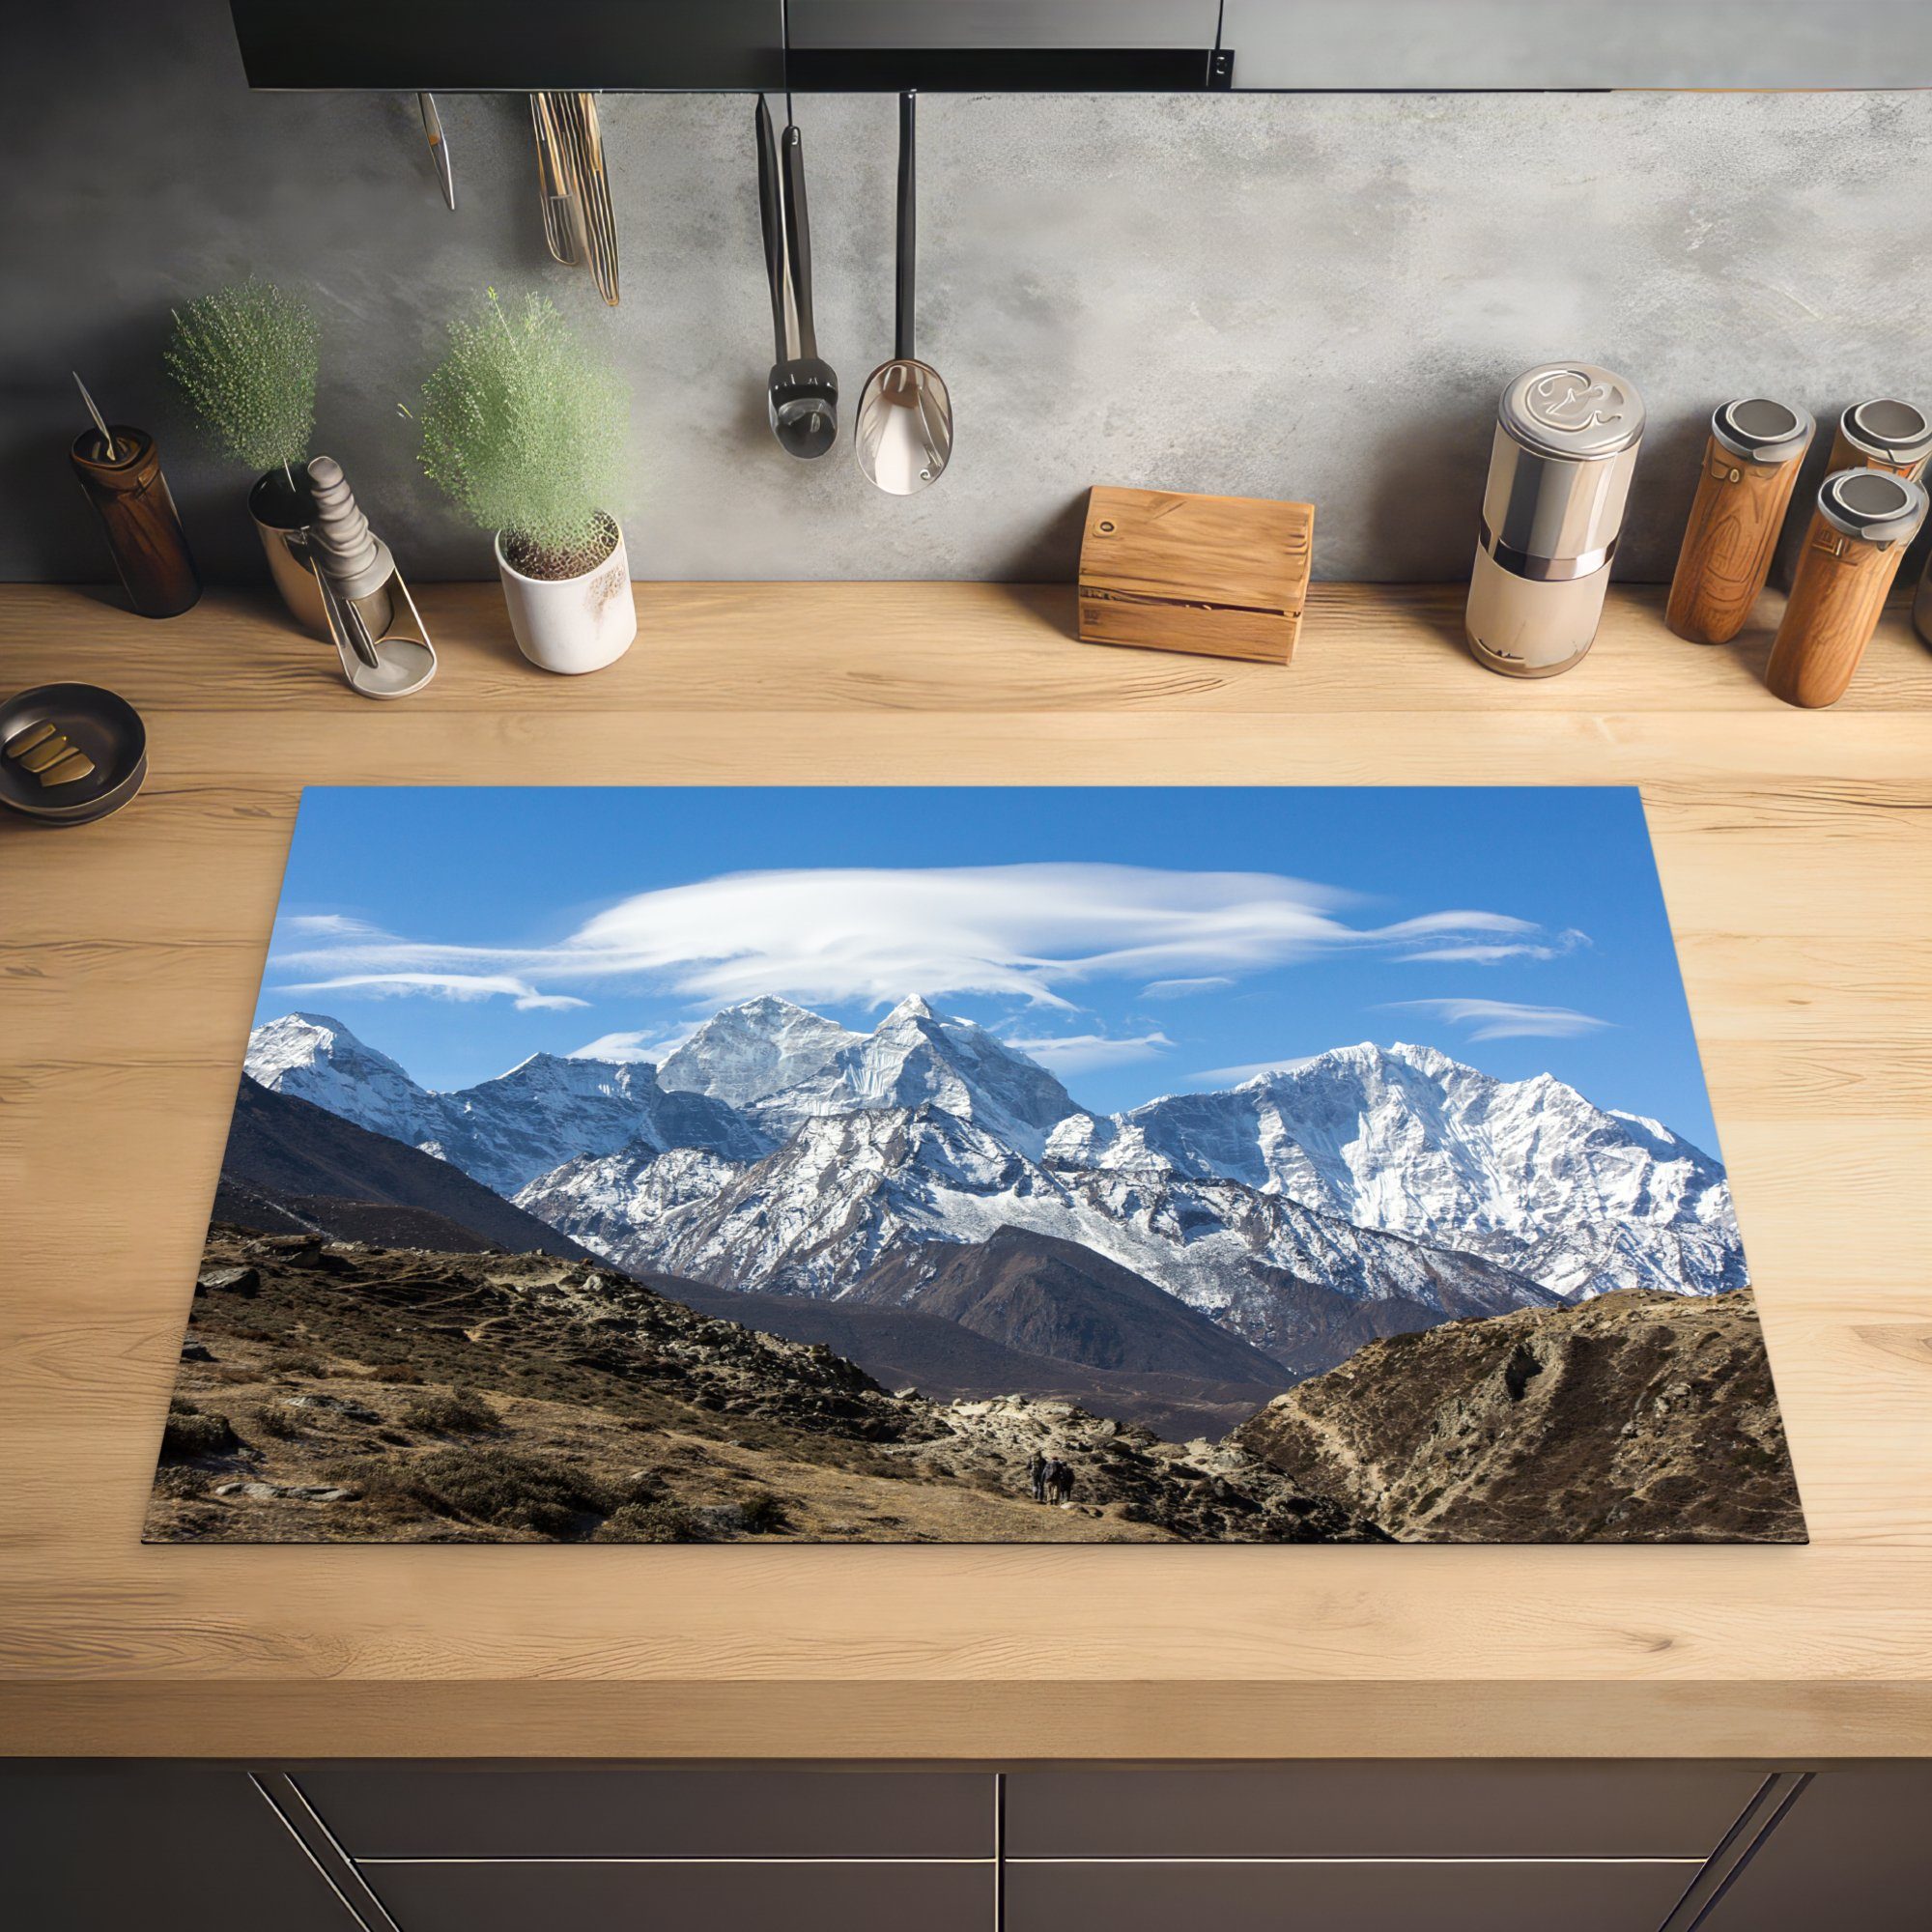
[418,92,456,212]
[531,93,583,267]
[560,93,621,307]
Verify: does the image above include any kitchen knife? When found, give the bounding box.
[417,93,456,212]
[530,94,583,267]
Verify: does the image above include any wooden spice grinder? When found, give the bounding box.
[68,425,200,619]
[1665,398,1813,645]
[1764,469,1928,708]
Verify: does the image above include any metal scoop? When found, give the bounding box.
[856,92,952,495]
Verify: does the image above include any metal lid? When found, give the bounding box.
[1713,397,1812,463]
[1498,363,1644,461]
[1816,467,1929,544]
[1839,398,1932,467]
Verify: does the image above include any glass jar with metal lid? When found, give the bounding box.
[1466,362,1645,677]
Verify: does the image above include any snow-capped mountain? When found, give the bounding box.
[515,1098,1554,1371]
[1068,1041,1743,1300]
[746,996,1082,1153]
[246,996,1745,1378]
[657,997,862,1109]
[658,994,1076,1152]
[246,1012,431,1148]
[243,1013,768,1195]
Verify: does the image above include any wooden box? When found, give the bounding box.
[1075,485,1315,665]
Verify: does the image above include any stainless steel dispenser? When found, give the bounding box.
[1466,362,1645,677]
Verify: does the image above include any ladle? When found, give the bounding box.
[856,91,952,495]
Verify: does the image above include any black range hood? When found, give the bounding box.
[228,0,1932,96]
[228,0,1232,94]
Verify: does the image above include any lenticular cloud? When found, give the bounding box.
[271,862,1558,1012]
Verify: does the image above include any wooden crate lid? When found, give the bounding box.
[1079,486,1314,614]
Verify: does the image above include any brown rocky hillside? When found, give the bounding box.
[147,1229,1383,1546]
[1234,1288,1804,1543]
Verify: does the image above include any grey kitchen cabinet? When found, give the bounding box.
[363,1861,993,1932]
[1217,0,1932,90]
[1004,1859,1697,1932]
[9,1760,1932,1931]
[299,1763,994,1860]
[0,1764,357,1932]
[1003,1762,1762,1860]
[1695,1764,1932,1930]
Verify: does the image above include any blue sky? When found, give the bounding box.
[257,785,1724,1158]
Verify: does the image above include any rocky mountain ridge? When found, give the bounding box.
[245,998,1745,1381]
[247,1012,768,1195]
[517,1098,1556,1376]
[1061,1039,1742,1299]
[1235,1287,1804,1543]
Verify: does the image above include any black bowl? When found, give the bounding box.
[0,682,147,827]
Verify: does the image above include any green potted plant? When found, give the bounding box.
[414,289,635,674]
[165,279,323,632]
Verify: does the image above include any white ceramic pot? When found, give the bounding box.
[494,521,637,674]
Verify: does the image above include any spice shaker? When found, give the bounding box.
[1466,363,1645,677]
[1765,469,1928,709]
[68,424,200,619]
[1665,399,1814,645]
[1825,398,1931,482]
[304,454,438,699]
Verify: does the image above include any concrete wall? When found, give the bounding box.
[9,1,1931,584]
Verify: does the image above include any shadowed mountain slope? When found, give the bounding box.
[846,1227,1292,1383]
[214,1076,596,1261]
[658,1270,1285,1441]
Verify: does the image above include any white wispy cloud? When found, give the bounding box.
[277,913,391,939]
[1189,1055,1321,1087]
[1401,927,1589,966]
[1140,976,1235,999]
[568,1025,697,1064]
[1001,1030,1174,1073]
[270,863,1572,1014]
[1383,997,1611,1042]
[276,971,589,1013]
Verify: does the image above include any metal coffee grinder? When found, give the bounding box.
[1465,362,1645,677]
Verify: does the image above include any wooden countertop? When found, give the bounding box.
[3,578,1930,1761]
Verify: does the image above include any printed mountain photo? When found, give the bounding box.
[148,786,1804,1546]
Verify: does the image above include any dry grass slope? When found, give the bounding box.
[147,1229,1382,1545]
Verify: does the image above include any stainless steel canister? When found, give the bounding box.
[248,469,328,638]
[1466,362,1645,677]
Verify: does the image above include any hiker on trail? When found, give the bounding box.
[1052,1461,1075,1505]
[1041,1457,1063,1503]
[1027,1451,1047,1502]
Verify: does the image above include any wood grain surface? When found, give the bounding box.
[1077,487,1313,663]
[1766,508,1919,708]
[2,579,1929,1760]
[1665,436,1808,646]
